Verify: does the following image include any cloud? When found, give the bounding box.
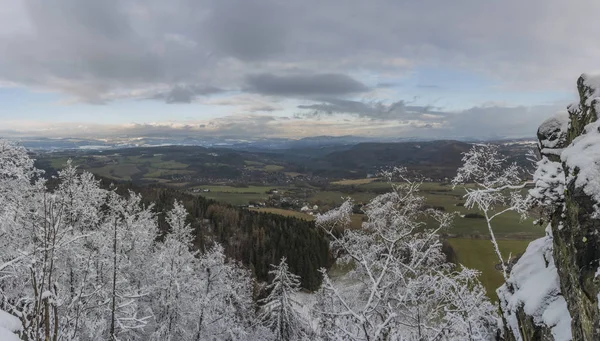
[297,98,444,121]
[149,85,224,103]
[204,0,289,61]
[245,73,368,96]
[0,0,598,106]
[0,0,590,143]
[2,102,562,140]
[295,98,563,138]
[0,0,599,104]
[205,94,283,112]
[440,104,563,138]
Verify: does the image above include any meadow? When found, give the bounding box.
[447,238,533,300]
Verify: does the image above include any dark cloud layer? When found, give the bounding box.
[297,98,443,121]
[0,0,590,140]
[2,0,598,104]
[246,73,368,96]
[149,85,224,103]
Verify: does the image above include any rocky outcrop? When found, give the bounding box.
[498,225,571,341]
[555,74,600,341]
[499,74,600,341]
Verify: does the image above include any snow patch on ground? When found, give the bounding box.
[0,310,21,333]
[0,328,21,341]
[0,309,21,341]
[497,226,572,341]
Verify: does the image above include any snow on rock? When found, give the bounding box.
[0,309,21,341]
[561,119,600,218]
[497,225,572,341]
[538,112,569,151]
[529,157,565,207]
[579,73,600,107]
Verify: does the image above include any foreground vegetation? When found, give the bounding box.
[35,146,543,303]
[3,141,501,340]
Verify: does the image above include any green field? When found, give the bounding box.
[309,191,376,206]
[43,154,192,183]
[447,238,533,301]
[243,161,285,172]
[264,164,285,172]
[331,178,380,185]
[195,185,277,193]
[192,185,279,205]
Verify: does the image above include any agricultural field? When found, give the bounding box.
[193,185,278,194]
[243,160,285,172]
[447,238,533,301]
[331,178,380,185]
[308,190,376,207]
[191,185,278,206]
[40,154,192,182]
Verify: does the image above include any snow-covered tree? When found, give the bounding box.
[193,244,262,340]
[150,200,198,340]
[259,257,307,341]
[0,154,110,340]
[313,168,498,340]
[0,141,271,341]
[452,144,529,280]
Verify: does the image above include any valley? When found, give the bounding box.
[34,140,541,300]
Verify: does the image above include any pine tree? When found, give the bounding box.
[259,257,306,341]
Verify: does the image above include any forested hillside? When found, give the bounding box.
[93,178,330,291]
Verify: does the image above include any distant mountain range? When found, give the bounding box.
[13,135,536,151]
[33,139,536,183]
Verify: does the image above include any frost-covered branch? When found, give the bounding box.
[313,167,497,340]
[452,144,530,280]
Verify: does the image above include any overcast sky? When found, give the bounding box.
[0,0,596,139]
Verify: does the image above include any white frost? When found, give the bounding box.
[497,226,572,341]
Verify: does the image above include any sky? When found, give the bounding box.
[0,0,598,140]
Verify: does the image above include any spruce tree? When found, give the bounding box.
[259,258,307,341]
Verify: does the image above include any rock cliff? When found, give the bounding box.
[499,74,600,340]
